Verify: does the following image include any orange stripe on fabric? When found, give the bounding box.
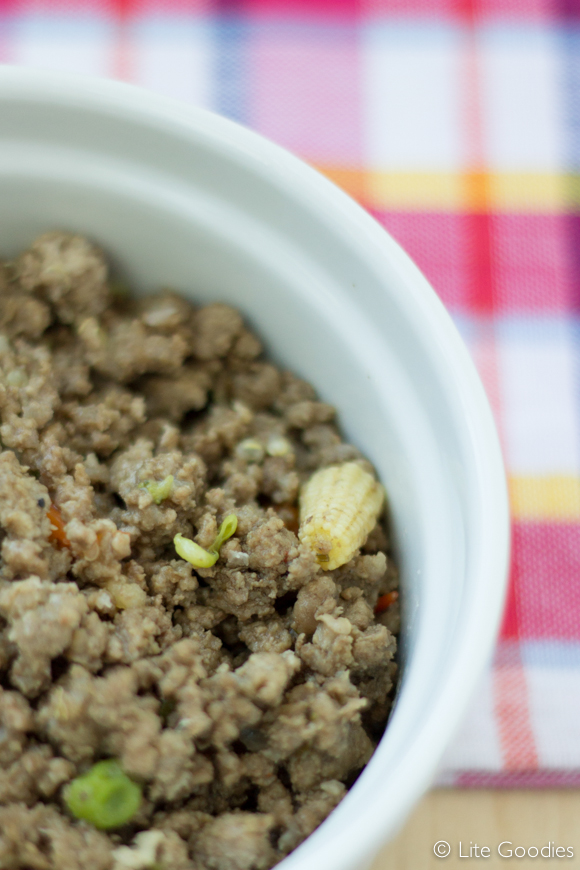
[365,171,465,210]
[317,167,368,206]
[493,643,538,771]
[463,170,490,211]
[509,475,580,520]
[463,9,495,314]
[310,168,570,213]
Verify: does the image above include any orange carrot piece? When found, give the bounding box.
[47,504,71,548]
[374,590,399,615]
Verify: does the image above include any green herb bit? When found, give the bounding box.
[174,533,219,567]
[173,514,238,568]
[64,759,141,830]
[266,436,292,457]
[235,438,265,463]
[211,514,238,553]
[140,475,174,504]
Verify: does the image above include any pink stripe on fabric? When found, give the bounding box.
[462,0,496,314]
[246,0,360,15]
[512,523,580,641]
[110,10,131,81]
[365,0,552,15]
[472,0,554,17]
[453,770,580,788]
[372,211,468,311]
[364,0,460,14]
[374,212,571,315]
[493,641,538,771]
[376,212,572,315]
[491,215,572,313]
[0,0,559,16]
[464,209,494,313]
[6,0,210,12]
[0,20,14,64]
[500,538,520,640]
[249,27,363,164]
[4,0,110,11]
[107,0,210,11]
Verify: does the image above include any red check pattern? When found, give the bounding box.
[1,0,580,785]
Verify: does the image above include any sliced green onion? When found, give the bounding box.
[174,533,218,568]
[140,475,174,504]
[173,514,238,569]
[266,436,292,457]
[6,369,27,388]
[211,514,238,553]
[63,759,141,830]
[235,438,265,463]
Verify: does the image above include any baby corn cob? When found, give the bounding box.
[298,462,384,570]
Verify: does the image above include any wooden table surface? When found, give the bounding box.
[371,790,580,869]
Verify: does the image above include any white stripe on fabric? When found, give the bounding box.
[437,668,503,773]
[361,22,465,170]
[10,16,113,78]
[131,19,213,109]
[526,662,580,768]
[478,25,565,171]
[496,319,580,475]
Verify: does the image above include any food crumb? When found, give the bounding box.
[0,232,399,869]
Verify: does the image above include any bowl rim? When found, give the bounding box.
[0,66,511,869]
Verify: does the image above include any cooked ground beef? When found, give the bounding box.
[0,233,399,870]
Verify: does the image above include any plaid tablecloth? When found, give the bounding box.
[1,0,578,788]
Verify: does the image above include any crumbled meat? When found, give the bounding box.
[238,619,292,654]
[15,232,110,324]
[284,400,335,429]
[192,812,276,870]
[231,363,282,411]
[292,576,338,636]
[0,290,51,340]
[142,365,213,420]
[0,233,399,870]
[60,385,146,457]
[112,828,193,870]
[0,577,89,697]
[0,451,58,580]
[0,339,60,454]
[278,780,346,854]
[0,743,75,806]
[78,315,189,383]
[190,303,243,361]
[0,690,33,765]
[0,803,113,870]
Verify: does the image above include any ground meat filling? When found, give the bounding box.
[0,233,400,870]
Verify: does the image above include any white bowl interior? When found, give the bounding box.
[0,70,509,870]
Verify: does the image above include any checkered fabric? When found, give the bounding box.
[1,0,579,787]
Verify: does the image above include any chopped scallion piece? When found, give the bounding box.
[173,514,238,568]
[140,475,174,504]
[174,533,219,568]
[64,759,141,830]
[211,514,238,553]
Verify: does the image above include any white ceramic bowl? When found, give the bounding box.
[0,67,509,870]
